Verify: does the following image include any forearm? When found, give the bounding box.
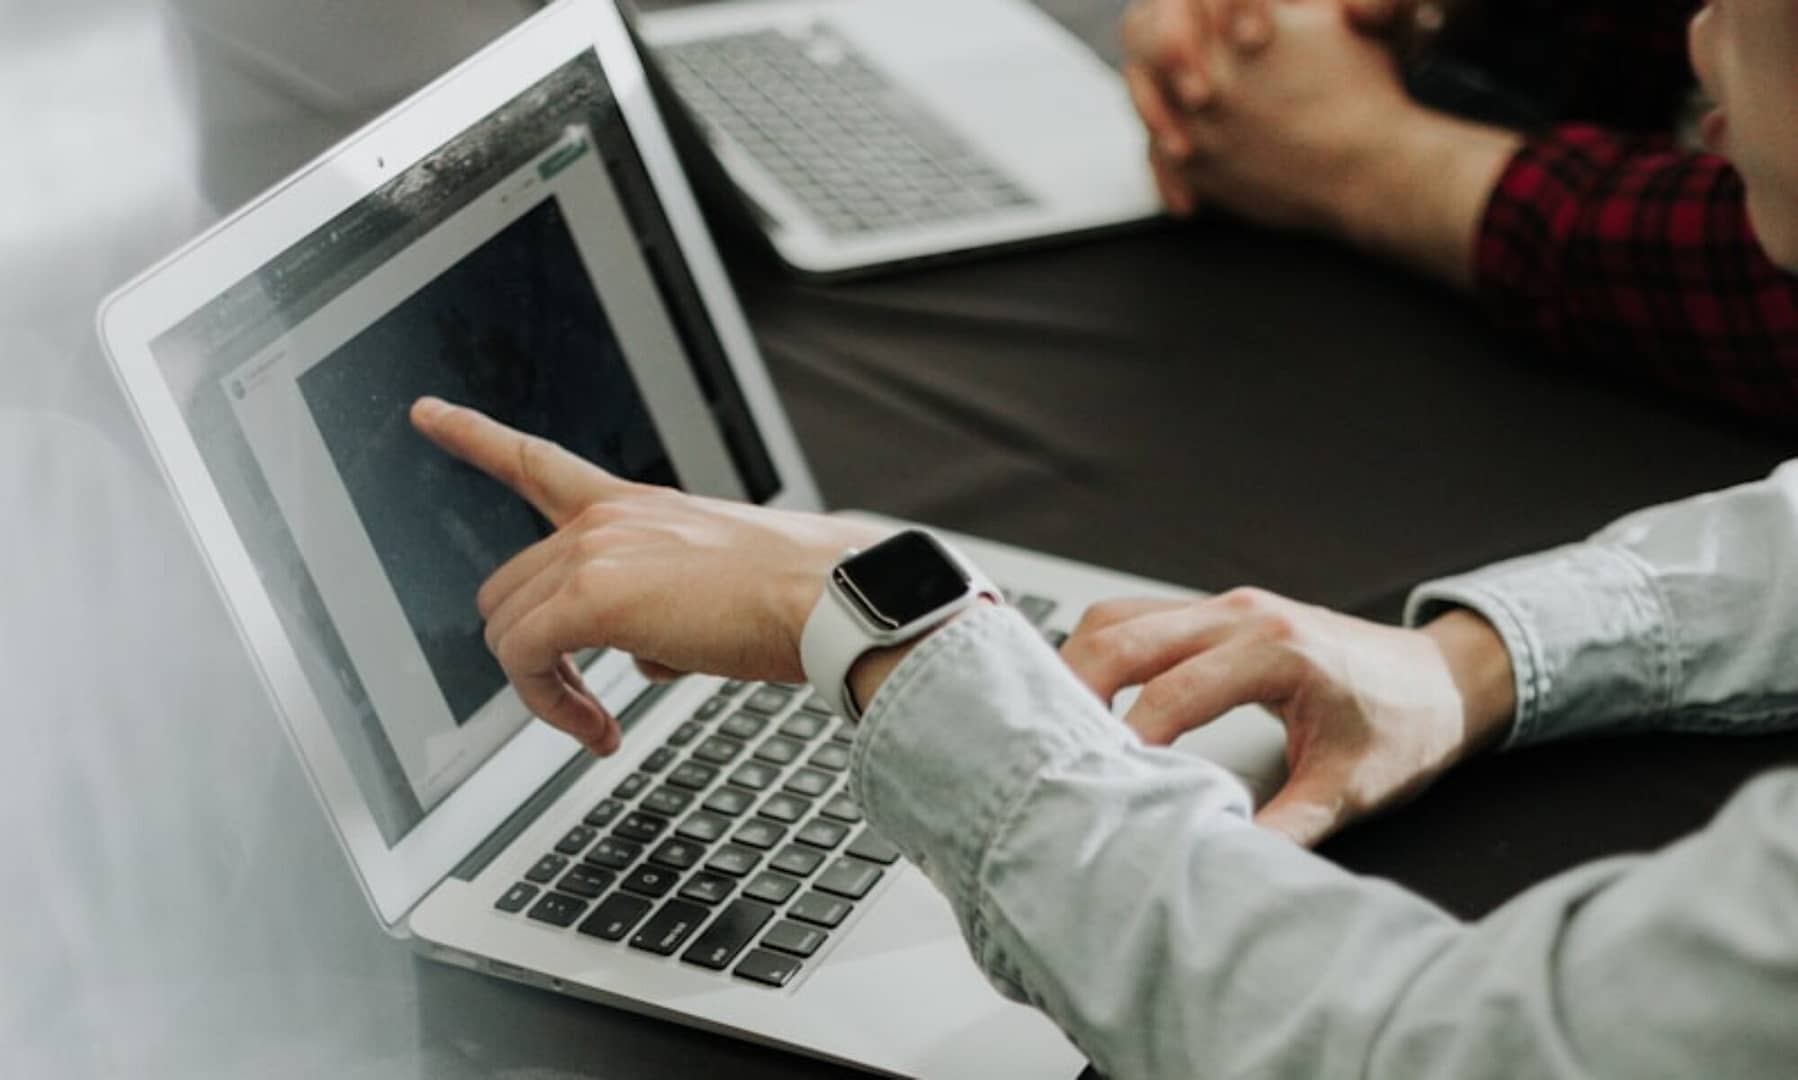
[1329,103,1521,289]
[1472,129,1798,422]
[851,606,1798,1078]
[852,606,1455,1077]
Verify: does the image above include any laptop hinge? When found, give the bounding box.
[450,681,673,882]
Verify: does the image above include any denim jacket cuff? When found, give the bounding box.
[1405,543,1677,748]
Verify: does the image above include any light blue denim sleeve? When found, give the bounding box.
[1405,460,1798,746]
[852,605,1798,1080]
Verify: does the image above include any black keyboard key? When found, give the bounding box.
[584,799,625,828]
[642,786,695,817]
[789,891,853,928]
[704,786,756,817]
[578,892,652,941]
[707,844,763,878]
[820,795,863,824]
[779,712,829,740]
[721,712,770,740]
[679,871,738,906]
[525,854,568,884]
[1015,594,1058,626]
[728,762,779,791]
[555,825,597,856]
[640,746,678,773]
[695,694,732,721]
[666,721,704,747]
[585,836,641,871]
[683,900,776,971]
[495,882,539,913]
[668,761,719,791]
[649,838,705,870]
[771,844,826,878]
[796,819,851,851]
[630,899,711,956]
[622,864,681,898]
[693,735,746,766]
[758,793,810,824]
[762,919,828,958]
[754,736,804,766]
[846,829,903,865]
[808,744,851,772]
[614,812,670,844]
[829,723,854,745]
[800,693,835,717]
[741,686,793,715]
[783,768,834,799]
[720,679,748,696]
[816,857,882,899]
[613,773,651,800]
[734,947,804,988]
[557,864,615,899]
[676,811,731,844]
[527,891,588,927]
[1044,628,1069,649]
[734,818,787,850]
[744,871,802,905]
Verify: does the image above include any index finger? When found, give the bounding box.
[410,396,623,526]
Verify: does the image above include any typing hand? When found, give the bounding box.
[1060,589,1515,846]
[411,396,885,755]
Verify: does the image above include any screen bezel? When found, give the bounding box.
[97,0,824,931]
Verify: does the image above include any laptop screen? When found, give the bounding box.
[147,52,780,848]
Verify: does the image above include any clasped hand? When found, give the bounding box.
[1121,0,1433,227]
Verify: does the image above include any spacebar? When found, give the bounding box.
[681,899,775,971]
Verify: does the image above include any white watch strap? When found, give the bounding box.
[799,581,877,720]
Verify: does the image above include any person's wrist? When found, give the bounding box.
[1420,608,1517,759]
[1326,101,1522,285]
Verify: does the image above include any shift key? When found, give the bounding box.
[681,899,775,971]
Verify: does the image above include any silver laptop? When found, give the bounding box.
[638,0,1161,277]
[98,2,1282,1075]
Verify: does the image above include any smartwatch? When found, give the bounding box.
[800,529,997,721]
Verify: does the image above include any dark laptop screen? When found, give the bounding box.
[148,51,779,846]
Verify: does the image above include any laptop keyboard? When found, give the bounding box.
[493,591,1061,989]
[657,25,1038,237]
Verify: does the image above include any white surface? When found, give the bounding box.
[0,3,769,1077]
[0,8,454,1073]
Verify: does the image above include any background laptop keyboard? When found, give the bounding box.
[656,25,1038,237]
[493,591,1063,989]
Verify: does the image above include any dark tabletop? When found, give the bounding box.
[8,2,1793,1077]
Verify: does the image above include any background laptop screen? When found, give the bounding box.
[148,52,779,847]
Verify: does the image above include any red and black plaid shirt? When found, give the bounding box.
[1455,0,1798,422]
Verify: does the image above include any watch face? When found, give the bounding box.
[836,530,972,630]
